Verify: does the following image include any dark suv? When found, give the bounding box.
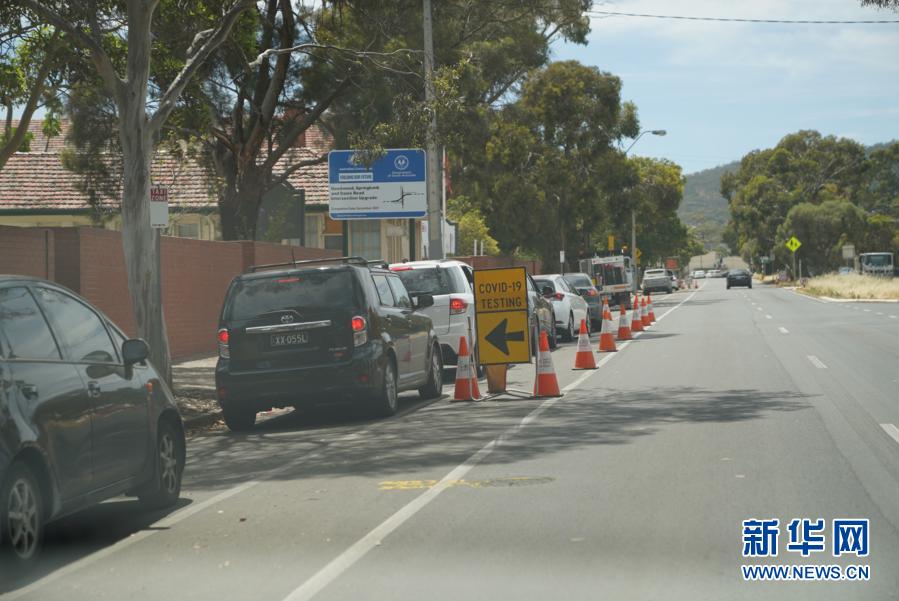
[215,257,443,431]
[0,277,185,574]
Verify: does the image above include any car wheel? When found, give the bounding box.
[0,462,44,574]
[373,358,398,417]
[139,420,184,510]
[549,320,558,350]
[748,283,752,289]
[222,403,257,432]
[562,313,575,342]
[726,284,731,289]
[418,345,443,399]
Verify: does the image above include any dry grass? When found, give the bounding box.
[802,273,899,300]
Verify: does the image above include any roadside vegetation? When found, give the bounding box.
[802,273,899,300]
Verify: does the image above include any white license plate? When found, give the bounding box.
[270,332,308,347]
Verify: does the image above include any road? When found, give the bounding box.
[5,279,899,600]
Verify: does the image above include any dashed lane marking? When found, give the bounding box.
[778,327,789,334]
[807,355,828,369]
[881,424,899,447]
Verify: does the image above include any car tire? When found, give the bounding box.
[222,403,257,432]
[373,358,399,417]
[748,283,752,289]
[549,320,558,350]
[0,462,44,575]
[418,344,443,399]
[726,284,731,289]
[139,420,184,510]
[562,313,575,342]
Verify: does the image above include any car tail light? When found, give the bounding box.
[553,292,564,301]
[351,316,368,346]
[449,297,467,314]
[217,328,230,359]
[390,265,412,271]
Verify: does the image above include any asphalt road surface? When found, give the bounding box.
[5,279,899,600]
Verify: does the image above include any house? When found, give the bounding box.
[0,118,420,263]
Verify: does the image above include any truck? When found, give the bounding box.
[858,252,895,278]
[578,255,634,309]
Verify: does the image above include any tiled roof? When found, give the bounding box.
[280,147,330,205]
[5,118,70,153]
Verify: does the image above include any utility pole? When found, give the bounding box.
[423,0,444,259]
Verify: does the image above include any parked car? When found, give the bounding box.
[389,260,477,371]
[526,274,557,351]
[693,270,706,279]
[726,269,753,289]
[563,272,603,329]
[642,268,674,294]
[0,277,185,573]
[215,257,443,431]
[532,274,590,341]
[667,270,680,290]
[707,269,724,278]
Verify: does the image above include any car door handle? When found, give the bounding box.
[17,383,38,400]
[87,381,102,398]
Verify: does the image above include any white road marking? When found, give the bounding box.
[280,292,699,601]
[807,355,828,369]
[876,312,884,316]
[881,423,899,446]
[891,315,897,319]
[765,314,772,320]
[864,309,872,313]
[778,327,789,334]
[756,307,763,312]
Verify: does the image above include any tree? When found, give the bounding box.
[861,0,899,8]
[447,195,498,256]
[0,6,64,169]
[20,0,255,383]
[777,200,867,274]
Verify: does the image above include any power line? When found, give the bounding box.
[587,10,899,24]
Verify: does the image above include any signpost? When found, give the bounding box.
[150,184,169,229]
[328,149,427,219]
[786,236,802,278]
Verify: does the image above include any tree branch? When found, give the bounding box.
[149,0,255,134]
[271,152,328,188]
[0,38,56,169]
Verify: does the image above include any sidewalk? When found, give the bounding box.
[171,354,221,429]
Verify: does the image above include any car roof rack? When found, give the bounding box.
[247,256,369,273]
[366,260,389,269]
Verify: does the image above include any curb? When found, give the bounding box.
[820,296,899,304]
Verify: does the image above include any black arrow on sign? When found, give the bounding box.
[485,318,525,355]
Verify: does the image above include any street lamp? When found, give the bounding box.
[623,129,666,290]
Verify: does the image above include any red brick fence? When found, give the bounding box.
[0,226,338,359]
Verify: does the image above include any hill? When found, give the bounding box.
[679,160,739,247]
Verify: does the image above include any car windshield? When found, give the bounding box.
[227,271,357,320]
[862,254,891,266]
[392,267,465,296]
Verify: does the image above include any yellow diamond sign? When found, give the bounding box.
[785,236,802,253]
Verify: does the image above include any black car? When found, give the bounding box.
[0,277,185,573]
[563,272,603,329]
[215,257,443,431]
[726,269,753,289]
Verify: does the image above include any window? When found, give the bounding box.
[0,287,60,360]
[227,271,358,320]
[176,222,200,239]
[324,235,343,251]
[387,276,412,308]
[304,214,324,248]
[33,288,117,363]
[392,267,466,296]
[372,274,395,306]
[351,220,381,261]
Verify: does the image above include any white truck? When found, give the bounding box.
[578,255,634,309]
[858,252,895,278]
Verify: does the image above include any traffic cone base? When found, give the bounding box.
[453,335,481,401]
[641,296,651,327]
[617,303,632,340]
[573,319,597,370]
[533,330,561,397]
[647,293,657,323]
[598,300,617,352]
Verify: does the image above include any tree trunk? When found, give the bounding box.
[218,166,265,241]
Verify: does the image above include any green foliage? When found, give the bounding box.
[447,195,499,256]
[724,131,899,269]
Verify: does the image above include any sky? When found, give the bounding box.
[551,0,899,174]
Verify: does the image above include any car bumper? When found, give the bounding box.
[728,279,751,287]
[215,344,381,408]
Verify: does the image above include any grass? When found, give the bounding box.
[801,273,899,300]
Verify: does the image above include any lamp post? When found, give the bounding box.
[623,129,666,285]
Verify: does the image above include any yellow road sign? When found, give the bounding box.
[786,236,802,253]
[608,235,615,251]
[476,310,531,365]
[635,248,642,260]
[473,267,528,313]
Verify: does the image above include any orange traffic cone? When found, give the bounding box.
[647,293,656,323]
[598,300,617,352]
[631,294,644,332]
[453,335,481,401]
[617,302,632,341]
[693,279,698,289]
[533,330,561,397]
[573,319,597,369]
[641,296,651,327]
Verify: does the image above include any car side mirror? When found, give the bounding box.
[122,338,149,366]
[541,285,554,297]
[414,293,434,309]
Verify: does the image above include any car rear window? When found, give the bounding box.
[227,271,358,320]
[644,270,667,277]
[564,274,593,288]
[392,267,466,296]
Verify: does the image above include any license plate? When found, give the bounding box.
[270,332,308,347]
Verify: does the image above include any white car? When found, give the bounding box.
[532,274,590,342]
[693,270,706,279]
[389,259,478,370]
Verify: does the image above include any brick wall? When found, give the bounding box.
[0,226,339,360]
[0,225,54,280]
